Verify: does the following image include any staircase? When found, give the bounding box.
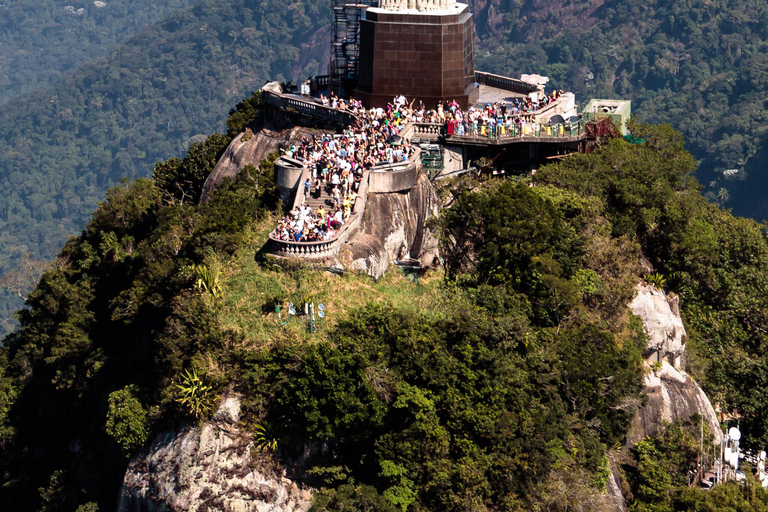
[297,180,338,213]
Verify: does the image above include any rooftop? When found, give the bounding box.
[471,83,527,110]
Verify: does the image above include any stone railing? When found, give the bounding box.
[411,123,444,140]
[475,71,539,95]
[268,174,368,258]
[261,81,358,127]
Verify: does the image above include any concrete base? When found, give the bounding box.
[355,4,478,109]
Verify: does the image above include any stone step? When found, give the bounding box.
[297,191,337,211]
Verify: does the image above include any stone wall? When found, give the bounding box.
[275,158,305,203]
[367,162,420,193]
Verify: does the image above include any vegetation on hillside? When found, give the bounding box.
[474,0,768,221]
[0,0,329,336]
[2,86,768,511]
[5,0,768,340]
[0,0,199,105]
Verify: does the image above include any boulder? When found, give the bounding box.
[335,173,441,279]
[117,397,312,512]
[357,173,440,271]
[201,126,316,203]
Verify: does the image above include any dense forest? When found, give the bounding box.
[0,0,200,105]
[473,0,768,220]
[2,89,768,511]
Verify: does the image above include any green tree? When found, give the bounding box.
[105,385,149,456]
[635,439,672,506]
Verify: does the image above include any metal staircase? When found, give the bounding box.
[330,1,379,97]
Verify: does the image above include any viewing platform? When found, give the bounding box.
[258,73,619,261]
[268,149,422,259]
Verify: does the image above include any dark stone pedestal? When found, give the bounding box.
[354,4,478,110]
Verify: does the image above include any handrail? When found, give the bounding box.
[442,118,586,142]
[261,81,359,127]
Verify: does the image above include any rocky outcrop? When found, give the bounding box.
[604,455,628,512]
[627,361,723,446]
[337,173,441,278]
[629,283,686,367]
[117,397,312,512]
[599,283,723,511]
[626,282,722,445]
[201,126,317,203]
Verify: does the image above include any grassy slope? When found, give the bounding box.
[217,217,446,351]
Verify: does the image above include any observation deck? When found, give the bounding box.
[259,72,613,259]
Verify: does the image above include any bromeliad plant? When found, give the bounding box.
[175,369,216,419]
[644,272,667,291]
[253,420,281,452]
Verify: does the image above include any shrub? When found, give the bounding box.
[174,369,216,420]
[105,385,149,456]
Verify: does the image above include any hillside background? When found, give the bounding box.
[2,0,768,335]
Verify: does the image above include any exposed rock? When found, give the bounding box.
[627,361,723,447]
[604,455,628,512]
[201,125,316,203]
[626,282,721,445]
[117,397,312,512]
[601,282,723,511]
[630,283,686,367]
[338,173,440,278]
[338,233,389,278]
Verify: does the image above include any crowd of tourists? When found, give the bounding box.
[271,95,419,243]
[446,88,567,138]
[272,88,568,243]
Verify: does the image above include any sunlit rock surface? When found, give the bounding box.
[340,173,440,277]
[117,397,312,512]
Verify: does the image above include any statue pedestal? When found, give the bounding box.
[354,3,478,109]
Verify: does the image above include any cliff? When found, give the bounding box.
[201,126,316,203]
[598,283,723,512]
[627,361,723,447]
[626,283,721,446]
[117,397,313,512]
[338,173,441,278]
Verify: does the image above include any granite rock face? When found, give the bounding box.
[627,361,723,447]
[601,282,723,511]
[626,282,721,444]
[338,173,441,278]
[117,397,312,512]
[629,283,686,366]
[201,126,314,203]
